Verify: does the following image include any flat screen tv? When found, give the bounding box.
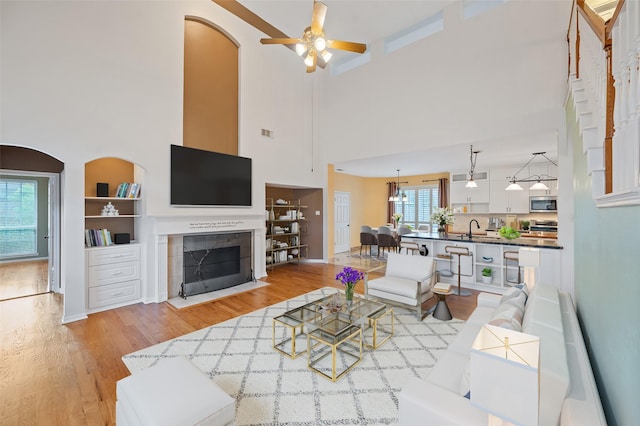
[170,144,252,206]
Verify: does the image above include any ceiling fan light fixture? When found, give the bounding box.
[303,51,315,67]
[320,49,332,62]
[314,36,326,51]
[295,43,307,56]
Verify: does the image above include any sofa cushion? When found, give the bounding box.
[385,253,434,282]
[465,305,495,326]
[500,286,527,305]
[448,320,484,357]
[522,284,564,334]
[425,351,468,394]
[486,289,526,332]
[367,275,432,297]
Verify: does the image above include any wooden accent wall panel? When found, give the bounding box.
[183,18,239,155]
[84,158,134,197]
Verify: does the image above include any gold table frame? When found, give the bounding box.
[272,315,306,359]
[307,326,363,382]
[272,293,393,381]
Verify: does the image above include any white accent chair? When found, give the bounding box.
[364,253,437,320]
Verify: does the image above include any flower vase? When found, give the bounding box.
[437,224,446,236]
[345,284,355,305]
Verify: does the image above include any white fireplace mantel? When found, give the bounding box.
[148,214,266,303]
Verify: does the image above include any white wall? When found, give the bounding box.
[2,0,571,322]
[317,1,569,165]
[1,0,323,322]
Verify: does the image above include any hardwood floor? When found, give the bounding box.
[0,259,49,301]
[0,260,479,425]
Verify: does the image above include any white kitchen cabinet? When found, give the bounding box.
[86,244,142,312]
[450,172,490,212]
[489,180,529,213]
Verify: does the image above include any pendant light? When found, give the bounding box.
[505,152,558,191]
[466,145,480,188]
[388,169,408,202]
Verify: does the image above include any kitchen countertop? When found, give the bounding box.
[403,232,563,250]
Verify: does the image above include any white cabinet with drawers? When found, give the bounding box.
[86,244,142,312]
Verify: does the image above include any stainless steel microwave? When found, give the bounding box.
[530,196,557,212]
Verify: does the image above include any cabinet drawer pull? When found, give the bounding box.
[110,271,124,276]
[110,291,124,296]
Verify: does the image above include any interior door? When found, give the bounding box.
[47,173,61,292]
[334,191,350,254]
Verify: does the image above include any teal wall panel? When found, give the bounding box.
[568,99,640,425]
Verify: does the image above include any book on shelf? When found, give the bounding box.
[85,228,113,247]
[115,182,141,198]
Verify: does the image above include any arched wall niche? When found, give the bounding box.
[0,145,64,173]
[84,157,146,241]
[183,16,239,155]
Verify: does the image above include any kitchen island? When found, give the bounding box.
[402,232,562,293]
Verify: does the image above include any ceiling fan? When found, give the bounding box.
[212,0,366,73]
[259,1,367,73]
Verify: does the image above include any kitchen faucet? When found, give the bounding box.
[468,219,480,240]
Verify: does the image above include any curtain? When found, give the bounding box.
[438,178,449,208]
[387,181,397,223]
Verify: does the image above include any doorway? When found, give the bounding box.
[0,170,61,301]
[334,191,351,254]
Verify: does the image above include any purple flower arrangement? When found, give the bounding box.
[335,267,364,302]
[335,266,364,286]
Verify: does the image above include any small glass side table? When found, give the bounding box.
[307,325,363,382]
[272,315,306,359]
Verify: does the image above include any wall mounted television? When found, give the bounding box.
[170,144,252,207]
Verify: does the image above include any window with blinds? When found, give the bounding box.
[0,179,38,257]
[394,185,439,231]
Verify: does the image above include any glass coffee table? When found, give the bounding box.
[272,293,393,382]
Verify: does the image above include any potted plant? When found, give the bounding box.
[481,267,493,284]
[431,207,455,234]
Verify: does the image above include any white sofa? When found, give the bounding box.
[399,283,606,425]
[364,253,437,320]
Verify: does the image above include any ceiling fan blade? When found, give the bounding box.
[326,39,367,54]
[310,1,328,35]
[317,55,327,69]
[260,38,302,45]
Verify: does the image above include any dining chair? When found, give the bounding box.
[359,232,378,257]
[378,226,393,235]
[377,233,398,257]
[418,224,431,231]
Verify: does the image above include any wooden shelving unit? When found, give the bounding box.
[265,198,307,270]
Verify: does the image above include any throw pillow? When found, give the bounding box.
[500,286,526,304]
[488,298,525,331]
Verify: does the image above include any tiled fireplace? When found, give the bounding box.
[150,215,265,302]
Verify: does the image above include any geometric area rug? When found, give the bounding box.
[122,287,465,425]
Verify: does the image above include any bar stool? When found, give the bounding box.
[445,245,473,296]
[503,250,522,285]
[399,241,420,255]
